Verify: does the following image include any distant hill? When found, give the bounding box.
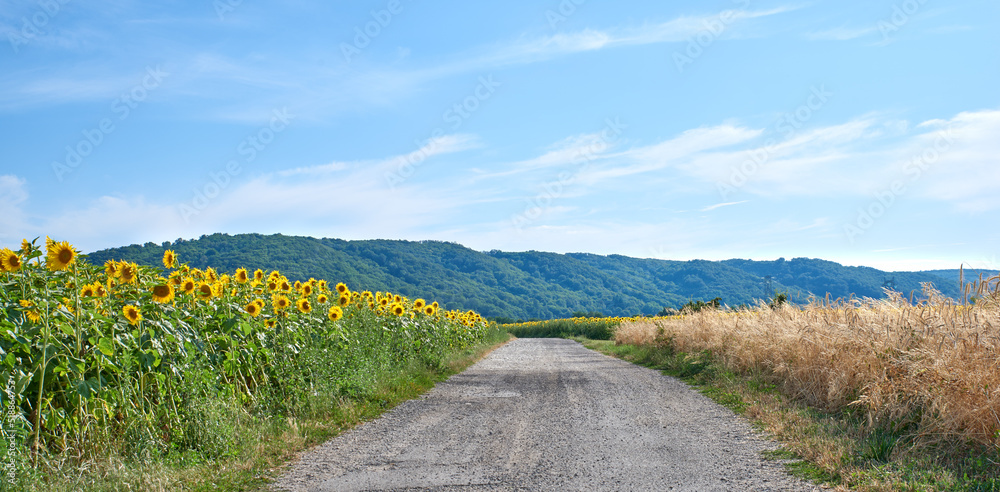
[85,233,968,320]
[919,269,999,286]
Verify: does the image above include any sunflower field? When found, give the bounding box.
[0,238,490,477]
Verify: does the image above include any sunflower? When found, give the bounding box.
[181,278,196,295]
[20,239,31,253]
[196,282,214,300]
[424,305,436,316]
[273,295,291,313]
[390,303,405,317]
[205,268,218,283]
[122,305,142,325]
[104,259,120,278]
[279,280,292,293]
[301,283,313,297]
[26,309,42,324]
[338,294,351,307]
[431,302,439,310]
[46,241,76,271]
[0,249,22,272]
[80,284,96,298]
[327,306,343,321]
[413,299,426,311]
[317,280,328,291]
[235,268,249,284]
[317,294,329,304]
[336,283,348,295]
[162,250,177,269]
[265,319,277,329]
[254,269,264,282]
[267,280,279,292]
[211,282,224,298]
[151,283,175,304]
[170,273,183,286]
[245,300,262,317]
[296,298,312,314]
[393,295,402,304]
[119,262,139,284]
[379,297,390,307]
[293,280,302,291]
[94,283,107,298]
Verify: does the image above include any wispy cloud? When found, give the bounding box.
[701,200,749,212]
[0,5,800,119]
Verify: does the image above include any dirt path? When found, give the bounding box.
[273,338,819,491]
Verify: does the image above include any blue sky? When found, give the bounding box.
[1,0,998,272]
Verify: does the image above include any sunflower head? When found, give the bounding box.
[301,284,313,297]
[327,306,343,321]
[196,282,214,300]
[279,280,292,293]
[336,283,349,295]
[390,303,405,317]
[317,294,329,304]
[20,239,31,253]
[80,284,96,298]
[235,268,249,284]
[317,280,328,291]
[245,301,262,317]
[338,294,351,307]
[0,249,22,272]
[296,298,312,314]
[273,295,290,313]
[379,297,390,307]
[151,283,175,304]
[181,278,196,295]
[424,305,436,316]
[123,305,142,325]
[413,299,426,310]
[119,262,139,284]
[265,319,277,329]
[95,283,107,298]
[254,269,264,282]
[26,309,42,324]
[46,241,76,272]
[162,250,177,269]
[205,268,218,283]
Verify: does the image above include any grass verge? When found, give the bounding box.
[578,337,1000,492]
[19,328,512,492]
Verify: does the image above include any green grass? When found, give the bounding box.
[15,328,511,491]
[503,318,617,340]
[578,337,1000,492]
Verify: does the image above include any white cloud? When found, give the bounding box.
[701,200,749,212]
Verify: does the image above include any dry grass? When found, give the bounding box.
[615,275,1000,452]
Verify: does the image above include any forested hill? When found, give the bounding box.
[86,233,971,320]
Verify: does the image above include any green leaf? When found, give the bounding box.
[57,322,75,337]
[98,337,114,357]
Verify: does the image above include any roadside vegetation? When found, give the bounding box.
[0,238,502,491]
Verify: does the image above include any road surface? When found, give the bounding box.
[274,338,818,491]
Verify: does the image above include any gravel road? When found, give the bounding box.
[273,338,819,491]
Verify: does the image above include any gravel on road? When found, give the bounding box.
[273,338,820,491]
